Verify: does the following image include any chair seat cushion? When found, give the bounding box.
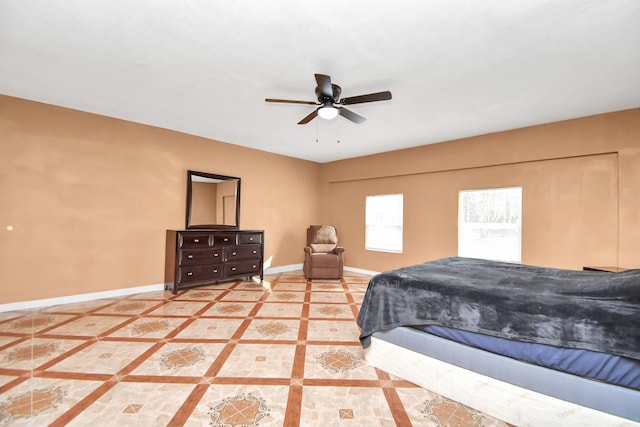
[310,253,340,267]
[310,243,337,253]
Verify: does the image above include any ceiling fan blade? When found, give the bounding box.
[341,91,392,105]
[298,109,318,125]
[265,98,318,105]
[339,107,366,124]
[315,74,333,98]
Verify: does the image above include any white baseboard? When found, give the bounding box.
[264,263,303,274]
[344,266,380,276]
[0,283,165,313]
[264,264,379,276]
[0,265,379,313]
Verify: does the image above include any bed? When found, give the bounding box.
[356,257,640,426]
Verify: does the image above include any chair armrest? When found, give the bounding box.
[334,246,345,255]
[304,246,313,254]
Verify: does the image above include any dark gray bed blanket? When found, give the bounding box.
[357,257,640,360]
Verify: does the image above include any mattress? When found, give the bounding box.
[415,325,640,390]
[372,326,640,424]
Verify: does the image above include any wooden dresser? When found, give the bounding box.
[165,229,264,293]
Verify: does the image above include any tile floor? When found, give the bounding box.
[0,271,512,426]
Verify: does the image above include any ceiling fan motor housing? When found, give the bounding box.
[315,84,341,103]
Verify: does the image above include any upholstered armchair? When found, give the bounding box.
[303,225,345,279]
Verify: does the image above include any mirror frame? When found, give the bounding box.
[185,170,241,229]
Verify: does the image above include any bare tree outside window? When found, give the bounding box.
[458,187,522,262]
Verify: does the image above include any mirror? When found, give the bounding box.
[186,170,241,229]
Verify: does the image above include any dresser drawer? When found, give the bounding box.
[214,232,237,245]
[238,232,262,245]
[178,248,223,266]
[225,260,262,276]
[179,233,211,248]
[178,265,224,284]
[225,244,261,261]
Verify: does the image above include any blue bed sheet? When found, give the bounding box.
[416,325,640,391]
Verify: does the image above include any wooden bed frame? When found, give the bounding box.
[365,327,640,427]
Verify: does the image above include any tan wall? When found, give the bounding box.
[2,94,638,305]
[0,95,322,304]
[322,109,640,272]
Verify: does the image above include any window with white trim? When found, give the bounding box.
[458,187,522,262]
[365,194,403,253]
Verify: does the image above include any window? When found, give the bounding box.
[458,187,522,262]
[366,194,403,253]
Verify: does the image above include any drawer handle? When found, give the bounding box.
[252,264,257,268]
[214,253,219,257]
[213,269,218,273]
[232,252,237,256]
[187,272,193,276]
[249,237,254,241]
[231,267,237,271]
[194,239,199,243]
[252,250,257,254]
[187,255,194,259]
[223,238,229,242]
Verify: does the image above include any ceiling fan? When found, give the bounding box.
[265,73,392,125]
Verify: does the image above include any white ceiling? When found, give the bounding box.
[1,1,639,163]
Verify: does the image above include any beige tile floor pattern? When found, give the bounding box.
[0,271,513,426]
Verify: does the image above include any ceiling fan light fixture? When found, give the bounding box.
[318,105,339,120]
